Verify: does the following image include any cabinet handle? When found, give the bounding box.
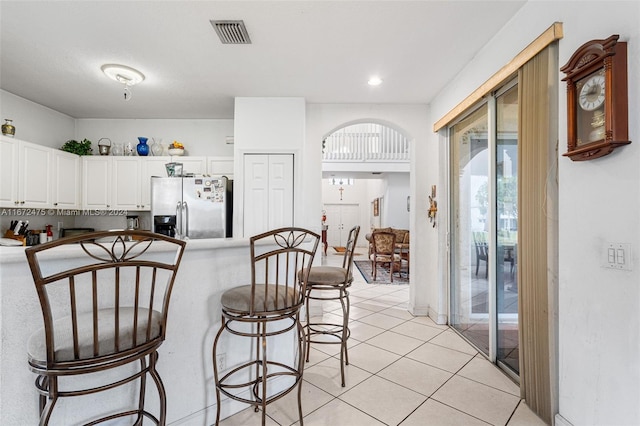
[20,201,24,204]
[54,203,58,206]
[14,201,19,205]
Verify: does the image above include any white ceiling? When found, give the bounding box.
[0,1,526,120]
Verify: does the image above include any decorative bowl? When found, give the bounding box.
[168,148,184,156]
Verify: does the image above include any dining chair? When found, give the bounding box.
[369,231,401,282]
[304,225,360,387]
[212,227,320,426]
[473,231,489,278]
[24,230,186,426]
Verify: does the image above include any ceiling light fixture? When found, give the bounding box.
[368,76,383,86]
[101,64,145,101]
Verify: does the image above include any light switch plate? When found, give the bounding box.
[604,242,632,270]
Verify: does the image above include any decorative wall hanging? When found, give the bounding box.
[561,34,630,161]
[428,185,437,227]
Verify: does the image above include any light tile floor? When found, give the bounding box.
[220,253,547,426]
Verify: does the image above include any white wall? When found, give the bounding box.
[0,89,75,147]
[428,2,640,424]
[383,173,410,230]
[233,98,311,237]
[75,118,234,157]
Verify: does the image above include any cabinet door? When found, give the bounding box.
[19,141,52,208]
[82,157,111,209]
[0,137,19,207]
[112,157,141,210]
[52,150,80,209]
[141,158,170,210]
[179,157,206,175]
[208,156,234,179]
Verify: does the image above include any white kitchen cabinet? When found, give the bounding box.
[111,157,144,210]
[0,136,19,207]
[142,158,172,209]
[52,149,81,209]
[0,137,53,208]
[82,156,112,209]
[179,157,206,175]
[208,156,234,179]
[19,141,52,208]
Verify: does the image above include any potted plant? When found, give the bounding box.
[60,138,93,155]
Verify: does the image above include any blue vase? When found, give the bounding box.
[136,137,149,156]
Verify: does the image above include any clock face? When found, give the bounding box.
[578,72,605,111]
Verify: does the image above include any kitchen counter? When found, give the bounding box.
[0,236,292,425]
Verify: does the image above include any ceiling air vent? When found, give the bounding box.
[210,20,251,44]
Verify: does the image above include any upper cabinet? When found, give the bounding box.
[0,136,54,208]
[208,156,234,179]
[82,156,111,210]
[52,150,81,209]
[2,138,232,212]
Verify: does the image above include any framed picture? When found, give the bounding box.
[373,198,379,217]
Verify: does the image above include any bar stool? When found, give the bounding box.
[212,227,320,426]
[304,225,360,387]
[24,230,186,426]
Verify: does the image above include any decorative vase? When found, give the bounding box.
[2,119,15,137]
[136,137,149,156]
[151,138,163,156]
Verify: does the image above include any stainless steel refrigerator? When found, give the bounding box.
[151,176,232,239]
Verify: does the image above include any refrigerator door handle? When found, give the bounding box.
[183,201,189,238]
[176,201,182,237]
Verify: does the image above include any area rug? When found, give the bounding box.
[332,247,362,256]
[354,260,409,285]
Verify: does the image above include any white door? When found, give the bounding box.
[243,154,293,237]
[323,203,360,247]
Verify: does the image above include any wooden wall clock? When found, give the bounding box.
[561,34,630,161]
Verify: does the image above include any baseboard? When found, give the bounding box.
[554,413,574,426]
[168,375,292,425]
[408,302,429,317]
[428,306,448,325]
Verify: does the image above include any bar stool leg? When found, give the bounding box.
[212,316,226,426]
[148,351,167,426]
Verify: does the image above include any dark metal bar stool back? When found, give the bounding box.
[212,227,320,425]
[24,230,186,426]
[304,225,360,387]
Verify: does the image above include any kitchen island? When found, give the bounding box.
[0,237,290,425]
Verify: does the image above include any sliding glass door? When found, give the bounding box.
[450,80,519,376]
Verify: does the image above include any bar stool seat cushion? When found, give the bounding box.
[28,308,162,366]
[307,266,351,286]
[221,284,298,314]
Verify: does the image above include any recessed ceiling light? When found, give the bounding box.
[368,76,383,86]
[101,64,145,86]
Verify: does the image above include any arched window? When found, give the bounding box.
[322,122,409,161]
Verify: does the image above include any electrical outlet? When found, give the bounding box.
[216,353,226,371]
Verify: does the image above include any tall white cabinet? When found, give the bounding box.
[243,154,293,237]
